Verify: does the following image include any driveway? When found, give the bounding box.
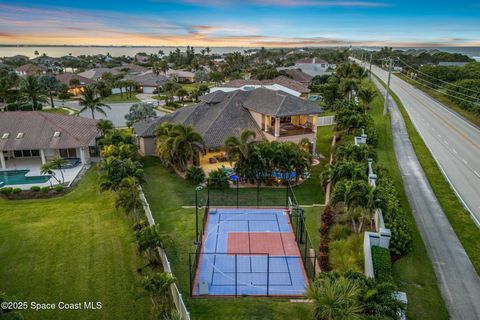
[374,77,480,320]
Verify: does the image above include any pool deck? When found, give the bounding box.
[1,158,84,190]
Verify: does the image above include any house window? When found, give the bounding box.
[12,149,40,158]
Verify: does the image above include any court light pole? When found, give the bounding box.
[194,185,203,245]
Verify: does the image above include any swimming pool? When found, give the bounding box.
[0,170,50,187]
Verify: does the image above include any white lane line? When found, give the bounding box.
[437,134,441,138]
[444,140,449,145]
[474,171,480,178]
[453,149,458,154]
[462,159,468,165]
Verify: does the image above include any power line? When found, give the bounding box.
[398,58,480,95]
[398,73,480,106]
[398,67,480,101]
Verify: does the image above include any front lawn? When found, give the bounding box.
[0,169,152,320]
[101,93,140,103]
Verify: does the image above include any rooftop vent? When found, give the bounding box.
[16,132,24,139]
[53,131,61,137]
[1,133,9,139]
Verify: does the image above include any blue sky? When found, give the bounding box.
[0,0,479,46]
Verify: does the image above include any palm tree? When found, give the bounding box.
[225,130,257,181]
[307,275,363,320]
[141,272,175,316]
[175,88,188,106]
[78,85,110,119]
[96,119,114,136]
[20,75,47,110]
[40,157,68,184]
[39,75,59,108]
[358,87,377,114]
[136,224,165,265]
[339,78,358,100]
[115,177,142,222]
[156,123,205,171]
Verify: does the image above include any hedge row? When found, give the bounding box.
[371,245,394,283]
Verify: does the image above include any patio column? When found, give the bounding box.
[0,151,5,169]
[311,115,318,132]
[40,149,46,165]
[79,147,87,165]
[274,117,280,137]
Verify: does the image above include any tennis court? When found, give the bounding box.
[192,208,308,296]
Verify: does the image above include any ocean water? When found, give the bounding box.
[0,46,252,58]
[0,46,479,61]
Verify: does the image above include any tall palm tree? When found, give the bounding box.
[78,85,110,119]
[96,119,114,136]
[20,75,47,110]
[225,130,257,181]
[358,87,377,114]
[39,75,59,108]
[141,272,175,316]
[339,78,358,100]
[307,275,363,320]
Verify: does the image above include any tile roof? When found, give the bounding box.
[133,88,322,149]
[55,72,94,87]
[114,63,149,74]
[0,112,98,151]
[284,69,313,84]
[124,71,168,87]
[15,63,45,73]
[78,68,120,80]
[220,76,310,94]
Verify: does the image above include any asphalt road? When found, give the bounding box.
[373,77,480,320]
[356,58,480,227]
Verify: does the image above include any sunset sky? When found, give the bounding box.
[1,0,479,47]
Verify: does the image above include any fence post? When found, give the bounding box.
[256,179,260,208]
[266,254,270,297]
[189,253,192,297]
[236,178,239,208]
[235,254,238,298]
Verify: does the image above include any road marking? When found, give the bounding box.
[462,159,468,165]
[474,171,480,178]
[453,149,458,154]
[437,134,441,138]
[444,140,449,145]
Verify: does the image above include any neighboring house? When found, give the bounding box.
[135,53,150,64]
[114,63,149,74]
[166,69,195,83]
[438,61,469,67]
[15,63,46,76]
[78,68,120,81]
[31,55,56,66]
[3,55,29,63]
[283,69,313,86]
[55,72,95,95]
[133,88,322,158]
[211,76,310,98]
[279,58,333,77]
[124,70,168,94]
[0,111,98,170]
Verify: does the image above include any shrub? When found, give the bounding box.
[371,245,394,283]
[329,234,364,273]
[12,188,22,194]
[0,187,13,194]
[55,185,64,192]
[41,186,51,193]
[186,166,205,185]
[30,186,41,192]
[329,224,352,241]
[207,169,230,190]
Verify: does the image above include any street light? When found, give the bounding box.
[194,185,204,245]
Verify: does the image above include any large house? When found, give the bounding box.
[0,112,98,170]
[279,58,334,77]
[55,72,94,95]
[78,67,120,81]
[124,71,168,94]
[15,63,46,76]
[133,88,322,163]
[211,76,310,98]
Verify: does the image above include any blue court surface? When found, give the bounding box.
[193,208,308,296]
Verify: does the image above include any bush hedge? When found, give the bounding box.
[371,245,394,283]
[12,188,22,194]
[55,185,64,192]
[0,187,13,194]
[30,186,41,192]
[186,166,205,185]
[41,186,51,193]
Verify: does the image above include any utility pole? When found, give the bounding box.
[383,57,392,116]
[368,53,372,80]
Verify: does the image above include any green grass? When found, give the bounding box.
[395,73,480,128]
[366,80,449,320]
[0,169,152,320]
[101,93,140,103]
[180,82,215,93]
[375,76,480,275]
[141,158,312,319]
[41,108,73,115]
